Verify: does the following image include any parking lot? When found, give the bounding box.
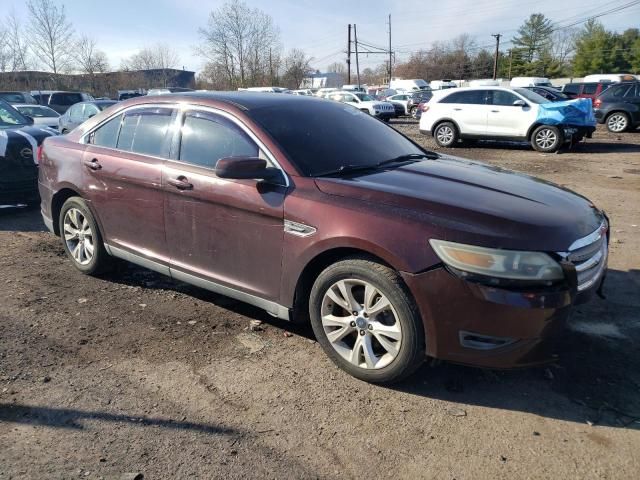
[1,121,639,479]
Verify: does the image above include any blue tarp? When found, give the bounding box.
[536,98,596,127]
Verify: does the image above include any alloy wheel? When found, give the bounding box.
[320,279,402,370]
[535,128,557,149]
[436,125,454,145]
[63,208,94,265]
[607,114,627,132]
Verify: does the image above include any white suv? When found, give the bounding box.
[329,91,395,121]
[419,86,594,152]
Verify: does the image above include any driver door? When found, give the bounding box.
[163,109,287,302]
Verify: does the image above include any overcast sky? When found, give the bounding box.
[6,0,640,73]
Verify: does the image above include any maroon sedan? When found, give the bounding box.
[38,92,608,383]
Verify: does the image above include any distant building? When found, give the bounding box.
[300,72,343,89]
[0,68,196,98]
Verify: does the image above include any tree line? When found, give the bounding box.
[394,14,640,82]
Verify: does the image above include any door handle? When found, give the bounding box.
[167,176,193,190]
[83,158,102,170]
[490,110,500,113]
[453,108,462,111]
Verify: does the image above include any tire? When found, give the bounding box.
[410,106,418,119]
[606,112,630,133]
[531,125,563,153]
[433,121,458,148]
[58,197,111,275]
[309,257,425,384]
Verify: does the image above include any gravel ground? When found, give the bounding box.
[1,123,639,479]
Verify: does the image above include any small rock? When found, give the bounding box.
[77,298,88,304]
[447,407,467,417]
[120,474,144,480]
[187,320,197,325]
[612,238,624,244]
[500,455,507,462]
[533,431,540,436]
[139,303,147,308]
[99,457,106,463]
[249,320,263,331]
[42,376,51,383]
[587,420,594,426]
[283,331,293,338]
[606,175,622,179]
[229,449,238,456]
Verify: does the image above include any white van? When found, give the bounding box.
[389,78,430,92]
[429,80,457,90]
[510,77,552,88]
[342,84,368,93]
[469,79,500,87]
[582,73,638,83]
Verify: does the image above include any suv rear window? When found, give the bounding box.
[439,90,487,104]
[602,84,637,99]
[563,84,580,95]
[582,83,598,95]
[50,93,83,106]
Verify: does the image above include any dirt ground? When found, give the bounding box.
[1,123,639,479]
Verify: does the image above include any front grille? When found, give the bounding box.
[564,221,608,292]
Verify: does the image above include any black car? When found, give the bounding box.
[0,91,39,105]
[407,90,433,118]
[594,81,640,133]
[0,100,57,206]
[524,86,569,102]
[33,91,95,114]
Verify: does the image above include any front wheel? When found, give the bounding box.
[309,258,425,384]
[531,125,563,152]
[59,197,111,275]
[410,106,418,119]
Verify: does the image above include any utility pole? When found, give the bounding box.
[508,49,513,79]
[387,14,393,86]
[492,33,502,80]
[354,24,360,87]
[347,24,351,84]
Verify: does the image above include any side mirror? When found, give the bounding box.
[513,99,527,107]
[215,156,280,181]
[24,115,35,125]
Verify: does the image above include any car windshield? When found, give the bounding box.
[97,102,117,110]
[0,101,29,127]
[15,105,59,117]
[250,100,427,177]
[0,92,37,104]
[355,93,375,101]
[514,88,550,104]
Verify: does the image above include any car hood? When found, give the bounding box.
[314,154,604,252]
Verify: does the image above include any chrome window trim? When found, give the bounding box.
[80,102,290,188]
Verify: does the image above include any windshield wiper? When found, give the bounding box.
[314,152,438,178]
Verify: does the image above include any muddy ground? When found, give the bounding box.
[1,123,639,479]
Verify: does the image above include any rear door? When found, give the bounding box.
[438,90,489,135]
[82,106,175,265]
[626,84,640,124]
[65,103,85,130]
[163,108,286,301]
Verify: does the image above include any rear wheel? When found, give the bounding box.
[309,258,425,384]
[410,106,418,118]
[59,197,111,275]
[606,112,629,133]
[531,125,563,152]
[433,121,458,148]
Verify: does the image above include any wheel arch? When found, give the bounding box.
[291,247,400,323]
[526,122,544,141]
[433,117,461,135]
[51,187,82,236]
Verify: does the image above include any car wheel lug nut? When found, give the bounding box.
[359,330,365,336]
[368,324,373,330]
[352,311,358,316]
[350,321,356,327]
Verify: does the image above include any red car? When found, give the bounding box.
[561,82,612,100]
[38,93,609,383]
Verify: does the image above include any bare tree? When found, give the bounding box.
[27,0,75,73]
[74,35,109,74]
[0,24,9,72]
[5,11,31,71]
[197,0,281,88]
[122,44,179,71]
[282,48,313,89]
[551,28,578,65]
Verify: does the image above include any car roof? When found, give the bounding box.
[141,91,334,110]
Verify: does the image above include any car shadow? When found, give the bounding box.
[0,403,236,435]
[390,268,640,429]
[0,205,46,232]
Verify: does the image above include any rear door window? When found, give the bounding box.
[440,90,487,104]
[68,104,84,122]
[563,84,580,95]
[90,114,124,149]
[178,111,260,169]
[51,93,83,106]
[117,107,174,157]
[604,84,635,99]
[489,90,520,106]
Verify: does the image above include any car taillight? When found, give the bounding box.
[593,98,602,108]
[36,145,43,164]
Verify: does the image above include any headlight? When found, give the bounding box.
[429,239,563,282]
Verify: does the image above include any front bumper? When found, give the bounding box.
[374,111,395,120]
[0,179,39,205]
[594,109,605,124]
[401,264,605,369]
